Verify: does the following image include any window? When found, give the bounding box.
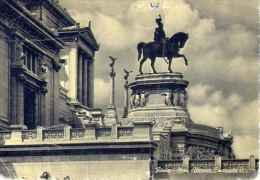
[24,47,38,74]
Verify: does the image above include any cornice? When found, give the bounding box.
[3,0,64,49]
[59,28,99,51]
[44,0,76,26]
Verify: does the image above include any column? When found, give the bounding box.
[122,83,128,118]
[106,65,118,126]
[69,48,78,102]
[10,76,17,125]
[40,92,46,127]
[16,78,25,125]
[110,68,115,105]
[83,57,88,106]
[88,59,94,108]
[77,54,83,103]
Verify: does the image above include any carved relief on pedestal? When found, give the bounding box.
[130,91,149,109]
[171,145,185,160]
[140,91,149,107]
[171,117,188,127]
[161,90,172,106]
[184,145,218,160]
[174,89,188,108]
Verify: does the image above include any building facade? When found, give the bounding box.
[0,1,258,180]
[0,0,102,131]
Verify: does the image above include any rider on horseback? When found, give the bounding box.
[154,15,167,56]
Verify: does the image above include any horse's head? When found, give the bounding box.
[179,33,188,48]
[169,32,189,48]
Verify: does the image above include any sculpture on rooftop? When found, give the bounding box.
[109,55,117,68]
[124,69,133,81]
[137,15,189,74]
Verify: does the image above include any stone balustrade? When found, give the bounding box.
[0,122,152,144]
[156,155,258,174]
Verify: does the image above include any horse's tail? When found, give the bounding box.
[137,42,146,61]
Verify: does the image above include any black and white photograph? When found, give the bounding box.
[0,0,258,179]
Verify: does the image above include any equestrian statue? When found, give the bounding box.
[137,15,189,74]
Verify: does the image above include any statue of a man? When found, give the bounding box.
[179,90,185,107]
[173,90,179,106]
[140,91,149,107]
[161,91,172,106]
[154,15,166,44]
[130,92,136,109]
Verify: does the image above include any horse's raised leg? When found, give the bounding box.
[139,57,147,74]
[175,54,188,66]
[150,57,157,73]
[168,57,173,73]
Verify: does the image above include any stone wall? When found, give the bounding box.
[0,122,157,179]
[0,27,9,129]
[0,154,151,180]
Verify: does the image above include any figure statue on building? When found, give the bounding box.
[130,92,136,109]
[15,42,25,61]
[39,58,48,73]
[154,15,166,44]
[161,90,172,106]
[137,15,189,74]
[134,92,140,108]
[173,90,179,106]
[179,90,185,107]
[140,91,149,107]
[109,56,117,68]
[124,69,133,81]
[184,90,188,108]
[154,15,167,56]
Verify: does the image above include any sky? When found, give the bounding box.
[59,0,259,159]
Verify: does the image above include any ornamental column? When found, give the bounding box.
[77,53,83,103]
[106,56,118,125]
[88,59,94,108]
[83,57,88,107]
[68,47,78,103]
[122,69,132,118]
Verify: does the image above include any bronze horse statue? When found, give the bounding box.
[137,32,189,74]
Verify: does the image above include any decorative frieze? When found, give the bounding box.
[190,160,215,171]
[43,130,64,139]
[159,161,183,172]
[118,127,133,137]
[96,128,112,137]
[22,130,37,140]
[0,131,12,140]
[222,160,249,169]
[184,145,217,160]
[71,129,85,138]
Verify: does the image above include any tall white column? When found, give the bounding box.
[68,47,78,103]
[110,68,115,105]
[106,66,118,126]
[78,54,83,103]
[88,60,94,108]
[83,58,88,106]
